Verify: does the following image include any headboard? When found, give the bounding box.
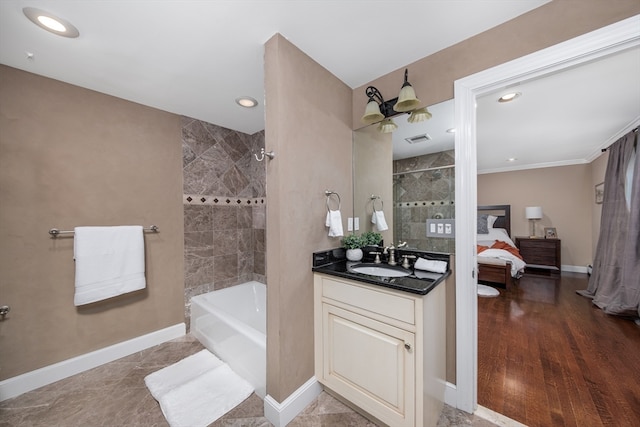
[478,205,511,237]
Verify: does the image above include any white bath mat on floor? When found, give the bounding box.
[144,349,253,427]
[478,284,500,297]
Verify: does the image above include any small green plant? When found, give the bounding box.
[342,234,364,249]
[361,231,383,246]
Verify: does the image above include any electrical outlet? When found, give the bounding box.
[426,219,456,238]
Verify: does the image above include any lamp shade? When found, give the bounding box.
[393,84,421,112]
[407,107,432,123]
[525,206,543,220]
[361,100,384,125]
[377,118,398,133]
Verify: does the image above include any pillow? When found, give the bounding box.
[477,214,489,234]
[477,227,516,248]
[487,215,498,229]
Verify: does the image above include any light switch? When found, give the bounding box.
[430,223,436,233]
[347,217,353,231]
[354,217,360,230]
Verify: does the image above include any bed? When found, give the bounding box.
[477,205,526,289]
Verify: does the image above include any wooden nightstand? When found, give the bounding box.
[515,237,561,274]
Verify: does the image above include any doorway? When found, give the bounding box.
[453,15,640,414]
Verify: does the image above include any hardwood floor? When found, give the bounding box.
[478,272,640,427]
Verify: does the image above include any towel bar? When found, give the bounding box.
[325,191,341,211]
[370,195,384,212]
[49,225,159,237]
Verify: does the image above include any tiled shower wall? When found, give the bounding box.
[393,150,455,253]
[181,117,266,322]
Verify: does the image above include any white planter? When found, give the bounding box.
[346,248,363,262]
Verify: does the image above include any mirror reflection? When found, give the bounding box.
[353,99,455,253]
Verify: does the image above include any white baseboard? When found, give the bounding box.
[444,381,458,409]
[561,265,588,273]
[0,323,186,402]
[264,377,323,427]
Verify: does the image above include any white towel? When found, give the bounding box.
[414,258,448,273]
[325,210,344,237]
[73,225,146,306]
[145,350,253,427]
[371,210,389,232]
[144,350,224,400]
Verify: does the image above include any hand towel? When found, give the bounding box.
[325,210,344,237]
[371,210,389,232]
[144,350,225,400]
[73,225,146,306]
[414,257,448,273]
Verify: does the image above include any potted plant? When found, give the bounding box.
[342,234,365,262]
[361,231,383,248]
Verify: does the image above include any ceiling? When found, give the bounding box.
[0,0,548,136]
[391,45,640,173]
[2,1,637,174]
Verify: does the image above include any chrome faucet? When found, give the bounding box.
[384,245,397,266]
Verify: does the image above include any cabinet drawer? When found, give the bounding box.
[320,276,415,325]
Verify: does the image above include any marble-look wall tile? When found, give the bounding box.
[393,150,454,254]
[214,254,238,282]
[181,118,266,326]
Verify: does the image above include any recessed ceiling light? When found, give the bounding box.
[498,92,521,103]
[235,97,258,108]
[446,128,456,134]
[507,158,518,162]
[23,7,79,38]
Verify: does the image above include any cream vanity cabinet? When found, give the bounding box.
[313,273,446,427]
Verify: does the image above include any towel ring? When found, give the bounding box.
[325,190,341,211]
[371,195,383,212]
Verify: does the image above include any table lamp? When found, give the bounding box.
[525,206,543,238]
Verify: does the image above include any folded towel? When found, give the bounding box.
[414,258,448,274]
[144,350,225,400]
[371,210,389,232]
[145,350,254,427]
[325,210,344,237]
[73,226,146,306]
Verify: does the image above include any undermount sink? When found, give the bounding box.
[348,263,411,278]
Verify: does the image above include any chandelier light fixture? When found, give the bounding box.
[360,68,432,133]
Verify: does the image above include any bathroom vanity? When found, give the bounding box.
[312,250,448,427]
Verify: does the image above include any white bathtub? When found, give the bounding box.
[190,281,266,398]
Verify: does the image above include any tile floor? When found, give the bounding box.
[1,335,503,426]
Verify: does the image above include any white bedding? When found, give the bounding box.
[477,227,526,277]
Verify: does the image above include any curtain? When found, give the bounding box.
[577,130,640,317]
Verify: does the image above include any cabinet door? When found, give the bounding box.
[321,304,415,427]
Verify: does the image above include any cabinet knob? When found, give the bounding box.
[404,343,411,351]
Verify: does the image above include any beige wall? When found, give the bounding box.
[351,1,640,128]
[264,34,353,402]
[0,65,184,380]
[591,151,608,255]
[478,164,595,268]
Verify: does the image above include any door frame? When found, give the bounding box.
[453,15,640,413]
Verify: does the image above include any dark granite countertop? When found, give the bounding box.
[312,248,450,296]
